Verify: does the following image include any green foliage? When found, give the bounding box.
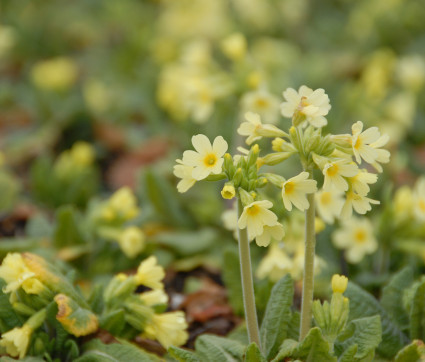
[168,346,201,362]
[222,248,244,316]
[53,206,87,248]
[408,278,425,341]
[194,335,246,362]
[394,340,425,362]
[345,281,410,358]
[260,274,294,360]
[0,170,20,213]
[0,280,23,332]
[244,342,266,362]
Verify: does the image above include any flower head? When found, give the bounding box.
[370,134,391,173]
[341,191,380,219]
[315,189,344,224]
[237,112,286,145]
[331,274,348,294]
[255,224,285,247]
[240,89,281,124]
[140,289,169,307]
[182,134,228,180]
[332,218,377,263]
[282,172,317,211]
[118,227,145,259]
[350,121,381,164]
[0,325,32,359]
[221,184,236,200]
[281,86,331,127]
[173,160,196,193]
[144,311,188,349]
[135,256,165,290]
[322,159,359,192]
[238,200,279,241]
[256,243,293,282]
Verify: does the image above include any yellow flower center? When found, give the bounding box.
[297,96,310,113]
[203,153,217,167]
[255,98,269,108]
[284,181,295,194]
[246,204,260,216]
[353,136,362,150]
[354,229,367,244]
[320,192,332,205]
[326,164,339,177]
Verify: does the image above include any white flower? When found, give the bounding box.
[281,172,317,211]
[237,112,286,145]
[332,218,377,263]
[281,85,331,127]
[341,191,380,219]
[238,200,279,241]
[413,177,425,221]
[182,134,228,180]
[350,121,381,164]
[255,224,285,247]
[173,160,196,193]
[315,189,345,224]
[349,170,378,196]
[240,89,281,124]
[323,159,359,192]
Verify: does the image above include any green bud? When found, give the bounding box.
[261,173,285,187]
[33,336,46,355]
[26,308,47,330]
[248,180,257,191]
[257,177,268,188]
[223,153,235,179]
[124,297,154,331]
[312,300,326,331]
[262,152,294,166]
[233,168,243,187]
[239,188,254,206]
[289,126,303,153]
[247,144,260,168]
[12,302,36,316]
[292,109,307,127]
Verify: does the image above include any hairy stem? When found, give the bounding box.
[237,199,261,348]
[299,185,316,341]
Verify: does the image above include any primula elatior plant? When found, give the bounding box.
[171,85,420,360]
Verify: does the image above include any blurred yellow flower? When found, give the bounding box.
[256,243,293,282]
[31,57,78,91]
[0,325,32,359]
[105,187,140,221]
[220,32,247,61]
[135,256,165,290]
[70,142,95,167]
[173,160,196,193]
[323,159,358,192]
[315,189,344,224]
[238,112,286,145]
[413,177,425,222]
[240,88,281,125]
[341,191,379,219]
[118,227,145,259]
[140,289,168,307]
[256,224,285,247]
[281,172,317,211]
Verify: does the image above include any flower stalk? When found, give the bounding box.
[237,198,261,348]
[299,171,317,341]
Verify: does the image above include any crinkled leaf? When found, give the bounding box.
[287,311,300,341]
[168,346,201,362]
[272,327,336,362]
[394,340,425,362]
[54,294,98,337]
[0,279,23,331]
[99,309,126,335]
[195,334,246,362]
[75,339,161,362]
[260,274,293,360]
[345,282,409,358]
[45,301,73,351]
[380,267,413,331]
[244,342,266,362]
[88,284,105,315]
[338,344,358,362]
[53,205,86,248]
[335,315,382,360]
[409,279,425,341]
[222,248,243,316]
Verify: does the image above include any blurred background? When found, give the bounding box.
[0,0,425,340]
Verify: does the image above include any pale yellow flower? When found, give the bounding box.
[220,32,247,61]
[331,274,348,294]
[281,85,331,127]
[369,134,391,173]
[117,227,145,259]
[140,289,169,307]
[413,177,425,222]
[333,218,377,263]
[106,187,140,221]
[237,112,286,145]
[393,185,414,222]
[315,189,344,224]
[182,134,228,180]
[31,57,78,91]
[341,191,380,219]
[255,224,285,247]
[323,159,359,192]
[240,89,281,124]
[221,184,236,200]
[0,253,44,295]
[238,200,279,241]
[173,160,196,193]
[144,311,188,349]
[348,170,378,196]
[256,243,293,282]
[350,121,381,164]
[0,325,32,359]
[70,142,95,167]
[135,256,165,290]
[282,172,317,211]
[221,202,238,240]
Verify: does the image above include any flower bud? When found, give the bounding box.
[262,152,294,166]
[239,188,254,206]
[223,153,235,179]
[221,183,236,200]
[247,144,260,168]
[331,274,348,294]
[262,173,285,187]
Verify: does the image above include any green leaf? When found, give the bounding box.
[222,248,244,316]
[409,278,425,341]
[335,315,382,360]
[99,309,126,335]
[287,311,300,341]
[53,206,86,248]
[394,340,425,362]
[0,357,45,362]
[338,344,358,362]
[75,339,161,362]
[195,334,246,362]
[88,284,105,315]
[155,228,217,256]
[380,267,413,331]
[272,328,336,362]
[0,280,23,331]
[345,282,409,358]
[244,342,266,362]
[168,346,201,362]
[0,170,20,213]
[260,274,294,360]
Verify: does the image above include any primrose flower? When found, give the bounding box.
[332,218,377,263]
[0,324,32,359]
[341,191,380,219]
[255,224,285,247]
[70,141,95,166]
[220,32,247,61]
[240,89,281,124]
[144,311,188,349]
[413,177,425,221]
[315,189,345,224]
[140,289,169,307]
[182,134,228,180]
[221,184,236,199]
[135,256,165,290]
[256,243,293,282]
[173,160,196,193]
[281,86,331,127]
[106,187,140,221]
[323,159,359,192]
[281,172,317,211]
[350,121,381,164]
[237,112,286,145]
[31,57,78,91]
[348,170,378,196]
[238,200,279,241]
[369,134,391,173]
[118,227,145,259]
[0,253,44,295]
[331,274,348,294]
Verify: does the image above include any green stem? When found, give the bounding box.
[299,184,316,341]
[237,199,261,348]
